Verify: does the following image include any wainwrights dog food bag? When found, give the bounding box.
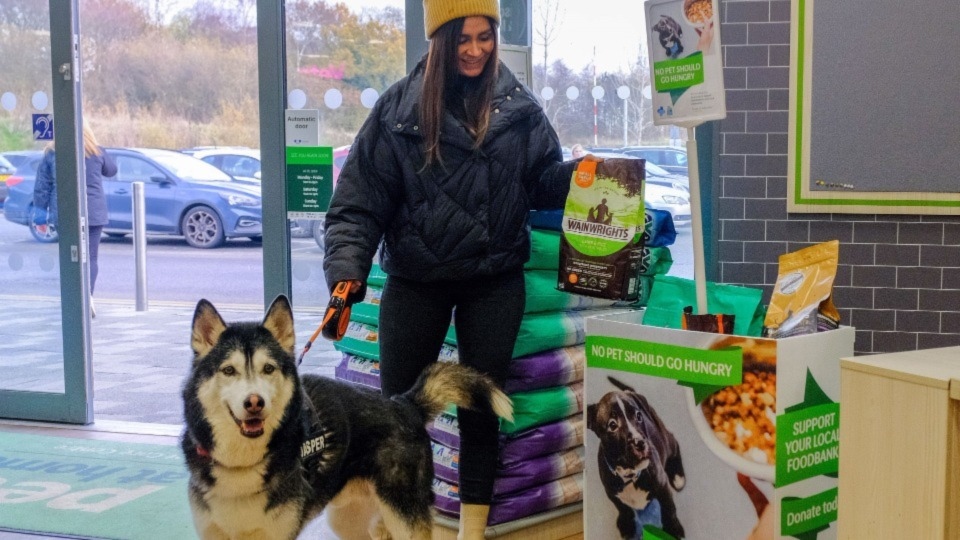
[558,158,646,301]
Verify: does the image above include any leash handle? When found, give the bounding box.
[320,281,352,341]
[297,281,353,365]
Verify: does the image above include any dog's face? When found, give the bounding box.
[652,15,683,50]
[186,296,299,466]
[588,386,654,482]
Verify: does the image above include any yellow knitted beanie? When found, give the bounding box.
[423,0,500,38]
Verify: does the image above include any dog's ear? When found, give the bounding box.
[263,294,296,354]
[607,376,636,393]
[586,402,600,434]
[192,299,227,359]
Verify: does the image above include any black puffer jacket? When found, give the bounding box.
[324,60,575,294]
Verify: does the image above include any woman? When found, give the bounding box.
[323,1,576,537]
[33,124,117,316]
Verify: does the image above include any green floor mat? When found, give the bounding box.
[0,432,195,540]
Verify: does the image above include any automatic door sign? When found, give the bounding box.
[644,0,726,126]
[285,109,332,218]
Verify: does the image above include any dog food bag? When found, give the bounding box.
[558,158,647,301]
[334,354,382,390]
[334,321,459,363]
[432,441,585,496]
[500,415,584,465]
[526,228,562,270]
[428,414,585,465]
[763,240,841,339]
[504,344,585,393]
[638,246,674,276]
[524,270,620,314]
[348,286,383,326]
[509,308,634,358]
[643,275,766,337]
[366,264,388,288]
[643,208,678,248]
[528,208,564,231]
[502,381,584,435]
[433,474,585,524]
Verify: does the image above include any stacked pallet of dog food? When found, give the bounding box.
[330,209,677,526]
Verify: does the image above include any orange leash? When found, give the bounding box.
[297,281,352,365]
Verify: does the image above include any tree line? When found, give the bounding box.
[0,0,672,153]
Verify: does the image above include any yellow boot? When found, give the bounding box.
[457,503,490,540]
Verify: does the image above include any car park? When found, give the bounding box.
[2,147,263,248]
[185,147,262,185]
[0,154,15,206]
[619,145,688,175]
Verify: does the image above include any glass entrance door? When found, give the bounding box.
[0,1,94,423]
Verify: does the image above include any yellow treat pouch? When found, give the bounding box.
[763,240,841,338]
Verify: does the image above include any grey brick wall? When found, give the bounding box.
[716,0,960,354]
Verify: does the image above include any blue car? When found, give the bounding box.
[2,148,262,248]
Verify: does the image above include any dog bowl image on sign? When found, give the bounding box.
[685,335,777,482]
[558,159,646,301]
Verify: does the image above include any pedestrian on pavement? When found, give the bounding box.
[322,0,577,536]
[33,124,117,317]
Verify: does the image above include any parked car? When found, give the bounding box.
[1,151,55,242]
[0,153,15,206]
[184,147,262,185]
[3,148,263,248]
[619,145,688,175]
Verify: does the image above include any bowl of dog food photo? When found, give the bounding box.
[684,336,776,482]
[682,0,714,27]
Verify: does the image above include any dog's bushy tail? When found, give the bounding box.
[404,363,513,424]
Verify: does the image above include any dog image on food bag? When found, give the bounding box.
[181,295,512,540]
[587,376,686,539]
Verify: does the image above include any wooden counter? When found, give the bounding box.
[838,346,960,538]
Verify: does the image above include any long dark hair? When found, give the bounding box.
[419,16,499,166]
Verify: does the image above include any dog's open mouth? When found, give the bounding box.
[229,410,266,438]
[239,417,264,438]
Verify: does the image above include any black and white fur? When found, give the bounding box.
[587,377,686,539]
[652,15,684,58]
[181,295,513,540]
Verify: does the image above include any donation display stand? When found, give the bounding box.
[583,313,853,539]
[579,1,855,538]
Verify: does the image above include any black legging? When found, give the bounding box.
[378,269,525,504]
[88,225,103,294]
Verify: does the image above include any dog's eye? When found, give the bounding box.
[263,364,276,374]
[221,366,236,376]
[607,419,619,432]
[636,411,644,423]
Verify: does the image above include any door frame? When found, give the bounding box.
[0,0,94,424]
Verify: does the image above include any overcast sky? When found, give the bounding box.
[346,0,648,72]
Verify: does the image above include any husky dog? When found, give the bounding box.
[181,295,513,540]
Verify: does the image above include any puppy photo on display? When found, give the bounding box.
[588,376,686,539]
[652,15,685,58]
[181,295,513,540]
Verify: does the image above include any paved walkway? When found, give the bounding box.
[1,296,342,425]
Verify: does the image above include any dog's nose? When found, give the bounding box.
[243,394,264,414]
[632,437,647,453]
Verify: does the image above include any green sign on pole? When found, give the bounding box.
[285,146,333,218]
